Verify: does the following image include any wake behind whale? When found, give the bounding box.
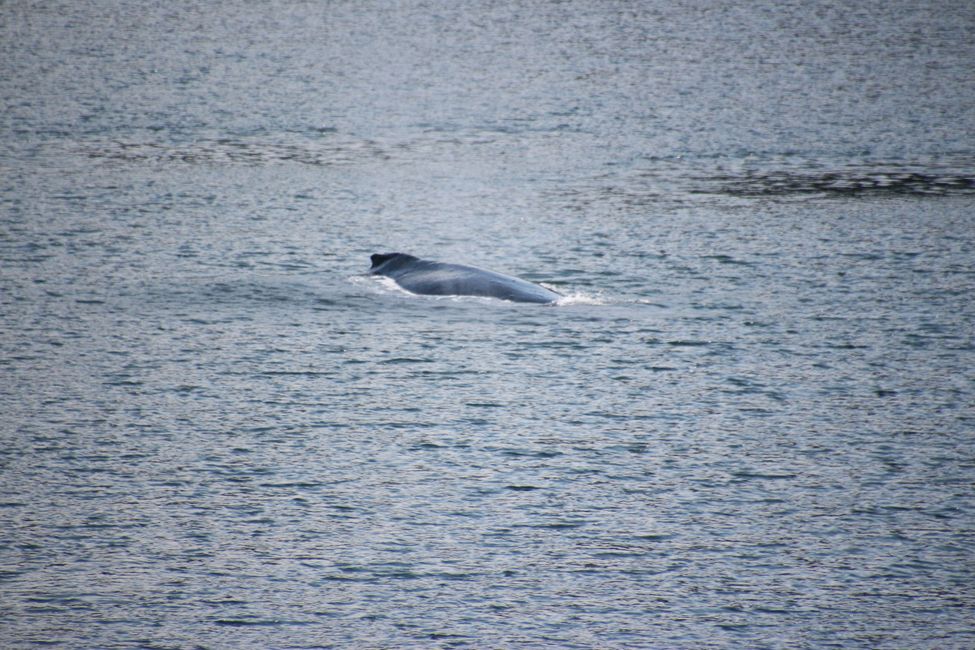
[370,253,561,304]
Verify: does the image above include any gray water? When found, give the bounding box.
[2,1,975,648]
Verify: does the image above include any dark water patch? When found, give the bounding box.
[494,448,564,459]
[666,339,710,347]
[513,520,588,530]
[258,482,323,490]
[214,618,311,627]
[697,164,975,197]
[380,357,434,364]
[634,533,676,542]
[411,441,446,451]
[702,254,755,266]
[731,470,799,481]
[427,631,475,643]
[259,370,333,377]
[75,136,387,168]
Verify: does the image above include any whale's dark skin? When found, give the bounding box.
[370,253,561,304]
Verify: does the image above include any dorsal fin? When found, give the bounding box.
[370,253,397,268]
[370,252,417,269]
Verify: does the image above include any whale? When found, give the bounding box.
[370,253,561,304]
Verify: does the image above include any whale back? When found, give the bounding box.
[369,252,559,304]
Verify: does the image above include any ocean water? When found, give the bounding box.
[2,1,974,648]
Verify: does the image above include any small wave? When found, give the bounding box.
[361,274,417,299]
[554,291,606,305]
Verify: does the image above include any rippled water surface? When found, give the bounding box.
[2,1,974,648]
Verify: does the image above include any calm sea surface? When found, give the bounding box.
[2,1,974,648]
